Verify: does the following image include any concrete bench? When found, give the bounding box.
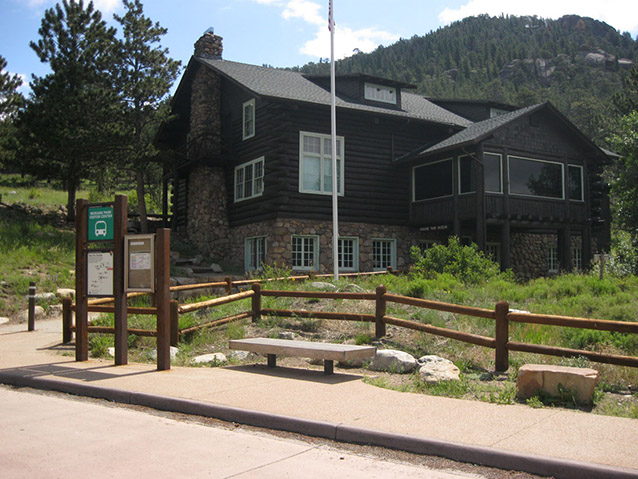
[229,338,376,375]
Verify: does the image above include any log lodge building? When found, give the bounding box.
[157,31,612,280]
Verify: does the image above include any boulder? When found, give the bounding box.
[369,349,416,374]
[17,306,45,323]
[278,331,296,340]
[56,288,75,299]
[193,352,227,365]
[210,263,223,273]
[150,346,179,360]
[516,364,598,405]
[0,317,10,325]
[418,355,460,383]
[34,292,56,302]
[344,283,365,293]
[311,282,337,292]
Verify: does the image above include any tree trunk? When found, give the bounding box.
[136,169,148,233]
[66,185,77,223]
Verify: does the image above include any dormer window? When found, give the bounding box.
[364,82,397,105]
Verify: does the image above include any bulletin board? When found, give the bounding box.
[125,234,155,292]
[87,250,114,297]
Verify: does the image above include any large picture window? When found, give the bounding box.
[568,165,584,202]
[242,99,255,140]
[484,152,502,193]
[413,159,453,201]
[234,157,264,202]
[244,236,266,271]
[509,156,563,199]
[299,131,344,195]
[292,235,319,271]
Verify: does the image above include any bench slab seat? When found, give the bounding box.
[229,338,377,374]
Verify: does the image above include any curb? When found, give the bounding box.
[2,373,636,479]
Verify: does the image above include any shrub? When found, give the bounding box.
[410,237,506,285]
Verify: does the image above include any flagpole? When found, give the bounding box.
[329,0,339,281]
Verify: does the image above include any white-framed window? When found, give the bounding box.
[234,157,264,202]
[243,98,255,140]
[372,239,396,271]
[419,240,440,252]
[299,131,344,195]
[338,237,359,272]
[245,236,266,271]
[509,155,564,200]
[572,246,583,271]
[364,82,397,104]
[568,165,584,202]
[486,242,501,262]
[412,159,453,202]
[292,235,319,271]
[548,245,559,273]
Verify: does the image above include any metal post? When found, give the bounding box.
[62,297,73,343]
[28,282,36,331]
[495,301,510,372]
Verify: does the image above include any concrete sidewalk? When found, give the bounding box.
[1,318,637,479]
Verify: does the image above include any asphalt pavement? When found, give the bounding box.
[1,318,637,479]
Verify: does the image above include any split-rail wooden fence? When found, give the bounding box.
[62,273,638,372]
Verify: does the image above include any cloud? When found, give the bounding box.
[252,0,399,60]
[438,0,638,36]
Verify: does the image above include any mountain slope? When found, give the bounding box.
[297,15,638,142]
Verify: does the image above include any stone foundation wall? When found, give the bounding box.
[511,232,585,281]
[229,219,422,273]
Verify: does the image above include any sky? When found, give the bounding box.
[1,0,638,96]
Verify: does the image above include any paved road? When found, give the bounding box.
[0,386,485,479]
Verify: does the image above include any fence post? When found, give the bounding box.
[375,285,387,338]
[225,276,233,296]
[62,297,73,343]
[170,300,179,347]
[28,282,36,331]
[495,301,510,372]
[252,283,261,323]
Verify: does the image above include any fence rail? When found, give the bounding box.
[61,277,638,371]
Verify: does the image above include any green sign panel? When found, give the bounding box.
[88,206,114,241]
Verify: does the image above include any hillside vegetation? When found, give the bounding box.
[298,14,638,142]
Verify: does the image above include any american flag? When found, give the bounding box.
[328,0,334,31]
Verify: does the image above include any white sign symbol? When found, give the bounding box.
[94,220,108,237]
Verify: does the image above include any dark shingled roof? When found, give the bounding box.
[196,57,472,128]
[414,103,544,157]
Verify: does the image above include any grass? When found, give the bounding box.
[2,174,638,418]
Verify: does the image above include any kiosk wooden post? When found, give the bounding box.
[75,199,89,361]
[113,195,128,365]
[155,228,171,370]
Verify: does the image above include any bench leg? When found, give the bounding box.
[267,354,276,368]
[324,360,334,375]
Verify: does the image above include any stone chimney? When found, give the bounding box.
[194,28,223,59]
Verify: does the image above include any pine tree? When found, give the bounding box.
[113,0,181,232]
[18,0,119,221]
